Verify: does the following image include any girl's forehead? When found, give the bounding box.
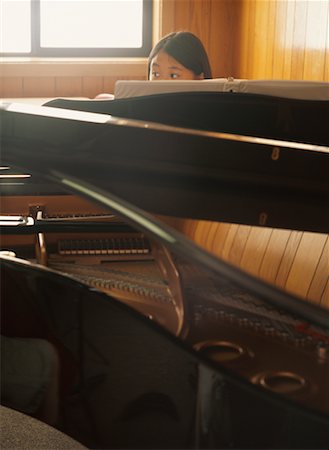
[151,50,183,68]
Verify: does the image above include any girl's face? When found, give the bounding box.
[149,50,203,80]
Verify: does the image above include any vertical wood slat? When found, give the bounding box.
[210,222,233,255]
[264,0,277,79]
[285,233,328,300]
[208,0,239,78]
[307,237,329,304]
[252,0,270,79]
[203,221,221,251]
[290,0,308,80]
[193,220,216,250]
[275,230,303,288]
[272,0,287,79]
[220,224,239,260]
[282,0,295,80]
[239,227,272,276]
[303,0,329,80]
[259,229,291,284]
[227,225,252,266]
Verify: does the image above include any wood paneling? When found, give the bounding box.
[232,0,329,81]
[0,61,148,98]
[23,77,56,97]
[171,0,239,78]
[55,77,82,97]
[164,217,329,308]
[159,0,329,80]
[82,76,104,99]
[0,77,23,97]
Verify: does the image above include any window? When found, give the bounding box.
[0,0,153,57]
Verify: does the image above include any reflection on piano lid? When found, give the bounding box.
[45,89,329,145]
[0,102,328,233]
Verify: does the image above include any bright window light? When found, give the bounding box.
[0,0,151,56]
[40,0,143,48]
[0,0,31,53]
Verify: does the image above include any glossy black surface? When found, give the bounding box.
[2,255,329,449]
[1,100,329,449]
[45,91,329,145]
[1,103,328,232]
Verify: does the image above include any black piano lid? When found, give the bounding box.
[1,103,329,444]
[1,101,328,233]
[44,91,329,146]
[0,102,328,330]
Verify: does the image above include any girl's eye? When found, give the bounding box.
[152,71,160,78]
[170,73,179,79]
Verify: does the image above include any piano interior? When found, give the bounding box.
[1,192,187,336]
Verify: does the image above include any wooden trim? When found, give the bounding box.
[0,58,148,77]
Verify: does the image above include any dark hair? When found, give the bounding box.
[148,31,212,79]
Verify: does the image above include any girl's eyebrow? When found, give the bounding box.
[168,66,183,71]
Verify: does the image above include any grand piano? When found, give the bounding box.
[0,85,328,449]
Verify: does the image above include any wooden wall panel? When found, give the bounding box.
[307,237,329,305]
[232,0,329,81]
[162,0,329,80]
[239,227,272,275]
[55,77,83,97]
[285,233,328,301]
[259,229,291,284]
[0,77,24,97]
[162,216,329,308]
[289,0,308,80]
[281,0,295,80]
[0,60,148,98]
[207,0,240,78]
[272,0,288,79]
[303,0,329,80]
[23,77,56,97]
[172,0,239,78]
[227,225,251,266]
[0,73,147,99]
